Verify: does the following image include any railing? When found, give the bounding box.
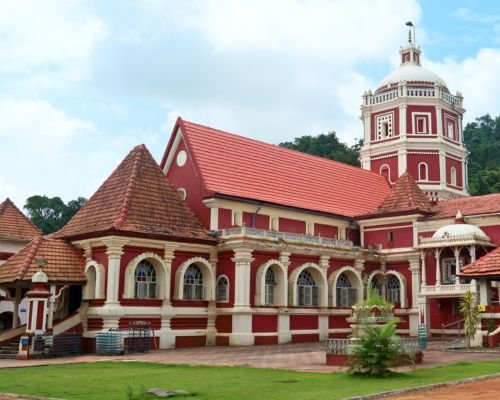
[369,89,399,105]
[216,227,353,248]
[419,233,490,247]
[325,337,422,355]
[441,319,466,350]
[364,86,462,108]
[407,87,435,97]
[442,92,460,107]
[32,331,83,358]
[421,283,474,296]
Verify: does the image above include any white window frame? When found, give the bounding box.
[418,162,428,181]
[216,275,229,302]
[450,167,457,186]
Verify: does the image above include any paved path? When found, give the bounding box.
[1,341,499,373]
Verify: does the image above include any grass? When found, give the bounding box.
[0,360,499,399]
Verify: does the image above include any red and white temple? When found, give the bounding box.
[0,33,499,355]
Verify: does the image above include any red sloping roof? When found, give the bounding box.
[460,247,500,277]
[53,144,214,242]
[358,171,433,219]
[0,198,41,241]
[166,118,391,218]
[0,237,85,284]
[425,193,500,220]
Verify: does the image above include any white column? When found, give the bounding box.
[439,150,446,187]
[408,255,420,308]
[230,248,255,346]
[470,246,476,263]
[278,251,291,343]
[479,279,491,306]
[399,105,407,136]
[103,239,127,305]
[454,248,461,284]
[398,149,407,176]
[420,251,427,287]
[435,250,441,286]
[436,106,443,136]
[47,284,56,330]
[363,111,371,144]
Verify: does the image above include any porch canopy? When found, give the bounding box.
[459,247,500,279]
[0,237,85,328]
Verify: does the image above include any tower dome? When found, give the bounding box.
[358,23,468,202]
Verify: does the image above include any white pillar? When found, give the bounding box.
[479,279,491,306]
[230,248,255,346]
[408,255,420,308]
[439,150,446,188]
[103,239,127,305]
[454,248,461,284]
[420,251,427,287]
[435,250,441,286]
[436,106,443,136]
[12,285,21,329]
[47,284,56,330]
[399,105,407,136]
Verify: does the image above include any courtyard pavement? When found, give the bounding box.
[0,340,499,373]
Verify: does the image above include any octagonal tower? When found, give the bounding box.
[359,30,468,201]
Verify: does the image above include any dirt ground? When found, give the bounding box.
[385,377,500,400]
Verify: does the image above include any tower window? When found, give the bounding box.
[380,165,390,182]
[416,117,427,134]
[376,113,393,140]
[450,167,457,186]
[418,162,428,181]
[447,122,454,139]
[387,232,394,242]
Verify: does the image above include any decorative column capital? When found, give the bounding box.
[354,259,365,272]
[103,237,129,258]
[232,248,254,264]
[163,243,179,263]
[279,251,291,267]
[319,255,330,270]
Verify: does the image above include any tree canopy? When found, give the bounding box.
[279,131,362,167]
[24,195,87,234]
[463,114,500,195]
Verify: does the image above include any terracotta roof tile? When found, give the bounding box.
[0,237,85,284]
[358,171,433,218]
[0,198,41,241]
[162,118,391,218]
[54,144,215,242]
[425,193,500,220]
[460,247,500,277]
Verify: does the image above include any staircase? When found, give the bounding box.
[0,342,18,359]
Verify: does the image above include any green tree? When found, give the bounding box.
[459,290,481,347]
[464,114,500,195]
[24,195,87,234]
[280,132,361,166]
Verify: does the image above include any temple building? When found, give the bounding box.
[0,32,499,355]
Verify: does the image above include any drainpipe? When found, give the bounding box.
[251,207,262,228]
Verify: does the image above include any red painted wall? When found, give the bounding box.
[314,223,339,238]
[290,315,318,330]
[243,212,270,229]
[215,315,232,333]
[166,138,211,228]
[407,153,440,182]
[279,217,306,234]
[363,222,413,249]
[252,315,278,333]
[371,155,398,183]
[171,318,208,330]
[218,208,232,229]
[482,225,500,245]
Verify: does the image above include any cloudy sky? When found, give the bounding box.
[1,0,500,208]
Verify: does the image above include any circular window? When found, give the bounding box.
[176,150,187,167]
[177,188,187,200]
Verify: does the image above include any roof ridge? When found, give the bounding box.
[115,145,143,229]
[180,119,384,178]
[16,236,42,281]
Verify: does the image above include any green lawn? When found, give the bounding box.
[0,360,499,400]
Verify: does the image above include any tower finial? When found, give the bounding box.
[405,21,414,45]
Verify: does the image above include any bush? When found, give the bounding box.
[347,318,414,377]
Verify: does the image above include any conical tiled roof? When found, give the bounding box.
[53,144,215,242]
[0,198,41,241]
[358,171,433,219]
[0,237,85,284]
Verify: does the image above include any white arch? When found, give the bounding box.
[123,252,168,300]
[83,261,105,300]
[385,270,408,308]
[366,269,385,296]
[329,266,363,307]
[175,257,215,301]
[254,259,287,306]
[289,263,327,307]
[418,162,428,181]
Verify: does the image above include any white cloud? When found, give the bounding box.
[177,0,422,62]
[426,48,500,123]
[0,0,107,91]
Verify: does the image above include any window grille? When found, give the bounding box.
[387,275,401,303]
[265,268,276,305]
[297,270,318,306]
[336,273,357,307]
[370,277,381,296]
[216,276,228,301]
[183,264,204,300]
[134,260,157,299]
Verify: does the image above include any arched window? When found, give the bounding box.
[418,162,428,181]
[183,264,204,300]
[387,275,401,304]
[450,167,457,186]
[336,273,357,307]
[297,270,318,306]
[216,276,228,301]
[135,260,157,299]
[370,277,381,296]
[265,268,276,305]
[84,264,97,299]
